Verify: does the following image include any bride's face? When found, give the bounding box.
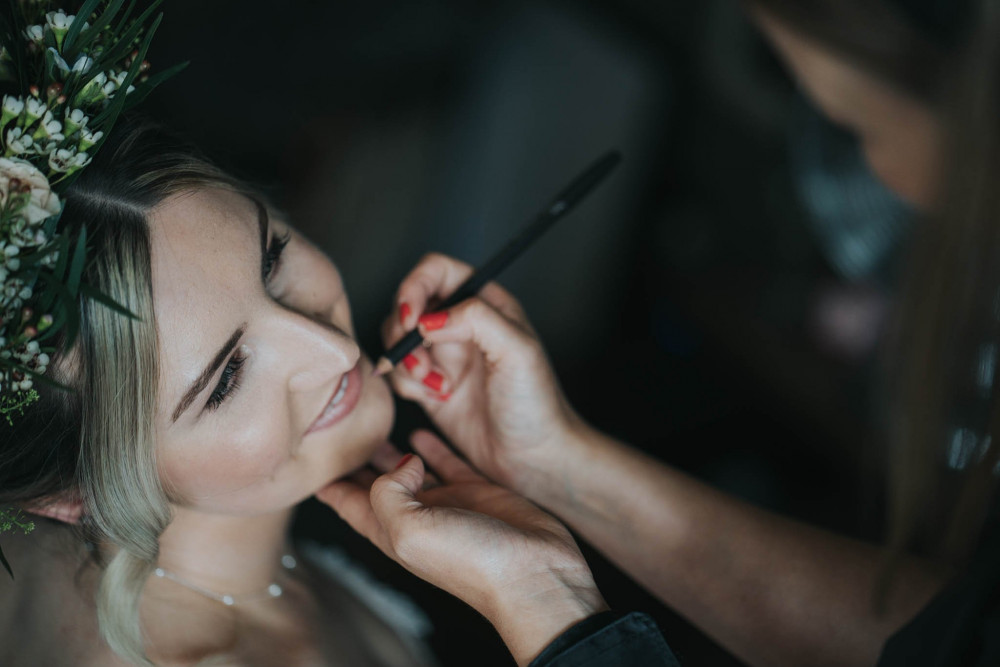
[148,187,393,516]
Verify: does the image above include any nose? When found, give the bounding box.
[268,303,361,394]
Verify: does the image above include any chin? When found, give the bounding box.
[320,361,395,482]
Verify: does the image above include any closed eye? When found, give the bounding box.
[204,203,290,412]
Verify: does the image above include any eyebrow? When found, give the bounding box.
[171,324,247,423]
[170,200,269,423]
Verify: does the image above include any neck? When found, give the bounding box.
[153,505,295,595]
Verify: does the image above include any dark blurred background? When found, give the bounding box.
[145,1,915,664]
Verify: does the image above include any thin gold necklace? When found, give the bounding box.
[153,553,298,607]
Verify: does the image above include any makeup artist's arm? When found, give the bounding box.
[383,253,948,667]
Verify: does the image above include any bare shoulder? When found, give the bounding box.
[142,580,241,666]
[0,522,120,666]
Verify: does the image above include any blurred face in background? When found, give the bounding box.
[750,7,943,210]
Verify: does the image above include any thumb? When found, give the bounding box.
[368,454,427,530]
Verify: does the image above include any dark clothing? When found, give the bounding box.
[528,611,680,667]
[877,528,1000,667]
[531,527,1000,666]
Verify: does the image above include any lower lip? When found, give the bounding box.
[305,364,363,435]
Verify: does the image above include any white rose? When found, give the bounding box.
[0,157,61,225]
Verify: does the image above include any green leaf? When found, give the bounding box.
[0,543,12,579]
[66,225,88,297]
[111,0,139,37]
[62,299,80,348]
[122,60,188,110]
[79,283,139,320]
[92,12,162,135]
[95,0,162,73]
[63,0,125,59]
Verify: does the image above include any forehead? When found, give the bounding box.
[147,189,258,412]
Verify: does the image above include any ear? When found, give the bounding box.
[24,492,84,525]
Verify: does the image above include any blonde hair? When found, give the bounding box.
[0,118,246,664]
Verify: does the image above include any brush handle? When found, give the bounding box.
[381,150,622,367]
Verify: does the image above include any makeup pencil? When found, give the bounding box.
[374,149,622,376]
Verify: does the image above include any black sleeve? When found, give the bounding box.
[528,611,682,667]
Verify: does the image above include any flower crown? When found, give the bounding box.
[0,0,181,577]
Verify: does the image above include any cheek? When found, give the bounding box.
[159,417,291,507]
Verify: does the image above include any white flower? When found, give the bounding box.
[4,128,33,156]
[47,47,71,75]
[0,158,60,224]
[23,98,45,124]
[1,96,24,129]
[101,71,117,96]
[78,128,102,151]
[47,147,88,173]
[63,107,88,135]
[2,96,23,117]
[45,11,74,31]
[22,25,44,44]
[32,111,63,143]
[45,11,76,49]
[71,55,94,75]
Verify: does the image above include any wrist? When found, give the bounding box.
[514,417,606,509]
[487,570,609,667]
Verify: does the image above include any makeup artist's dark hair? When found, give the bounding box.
[0,116,246,665]
[747,0,998,572]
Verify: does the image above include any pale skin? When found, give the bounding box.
[320,8,953,667]
[2,187,605,666]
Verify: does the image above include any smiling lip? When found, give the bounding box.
[305,363,363,435]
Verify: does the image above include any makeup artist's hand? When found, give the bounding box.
[381,253,586,497]
[316,430,607,667]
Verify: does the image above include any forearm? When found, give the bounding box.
[521,428,948,667]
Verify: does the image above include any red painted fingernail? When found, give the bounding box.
[418,311,448,331]
[422,371,444,392]
[436,392,451,402]
[402,354,419,371]
[394,453,414,470]
[399,302,412,326]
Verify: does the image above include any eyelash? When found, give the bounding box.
[206,350,246,411]
[206,230,291,411]
[262,231,291,282]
